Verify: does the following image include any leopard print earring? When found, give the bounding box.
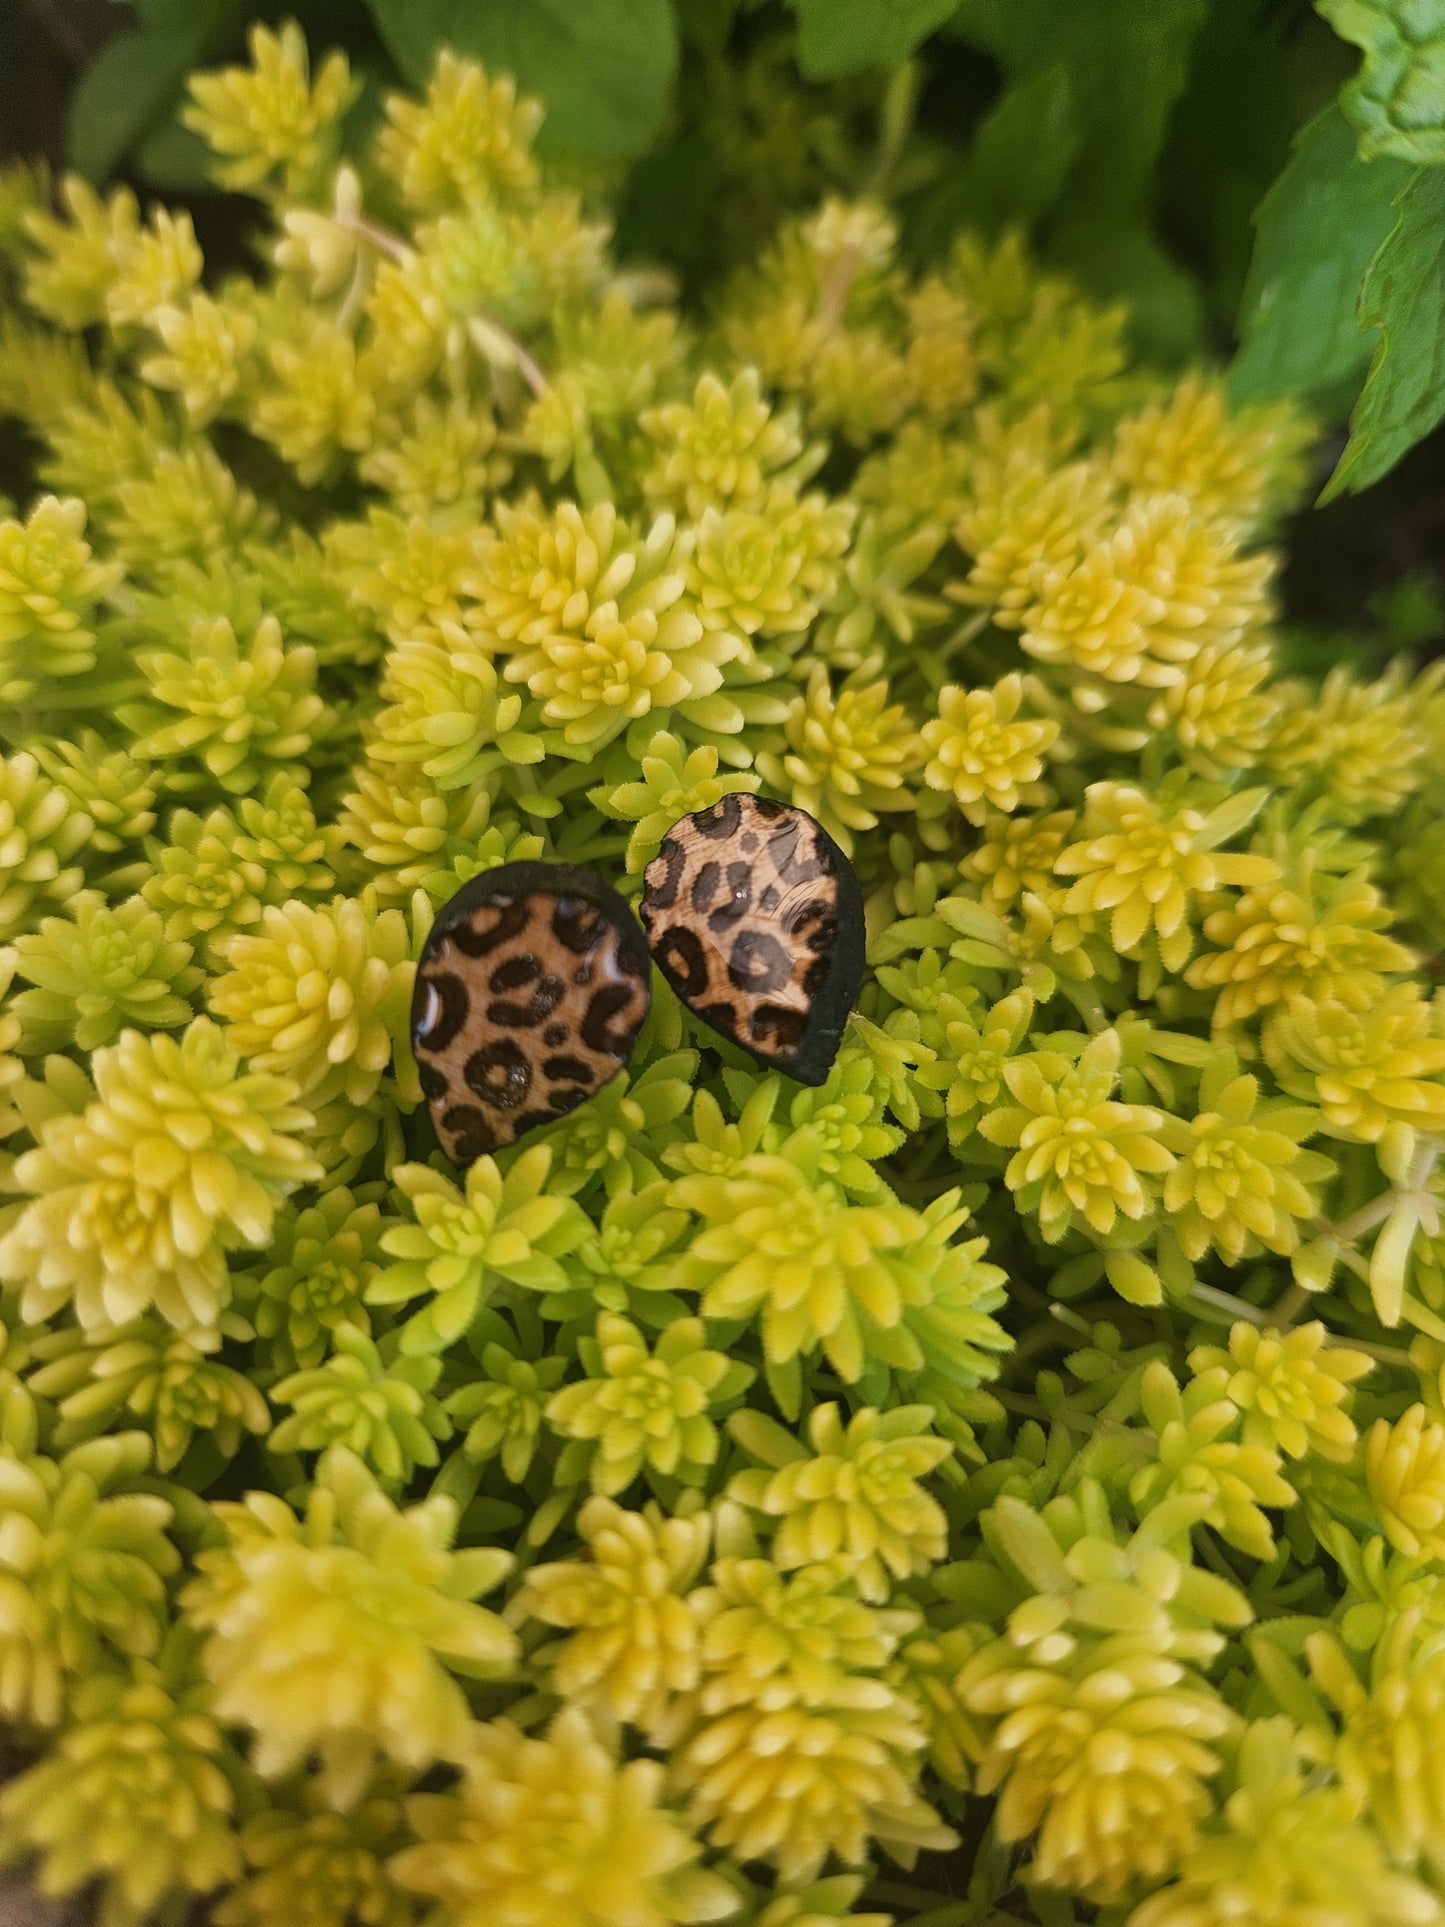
[411,861,653,1168]
[639,794,864,1088]
[413,801,864,1165]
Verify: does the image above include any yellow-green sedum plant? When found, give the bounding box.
[3,20,1445,1927]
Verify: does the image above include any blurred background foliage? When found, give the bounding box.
[7,0,1445,667]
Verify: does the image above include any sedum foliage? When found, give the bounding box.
[2,24,1445,1927]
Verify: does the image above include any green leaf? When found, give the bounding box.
[931,1558,1018,1616]
[129,0,211,30]
[1323,162,1445,498]
[1194,786,1269,850]
[1318,0,1445,165]
[764,1354,803,1422]
[1229,102,1416,406]
[614,129,719,274]
[1366,1194,1421,1323]
[135,115,218,194]
[960,64,1080,230]
[430,1449,483,1511]
[792,0,961,77]
[1247,1629,1334,1731]
[952,0,1207,221]
[990,1495,1072,1592]
[727,1408,808,1466]
[400,1273,482,1355]
[363,0,679,161]
[1105,1248,1163,1307]
[66,29,198,183]
[524,1487,576,1547]
[1051,220,1206,360]
[676,0,741,52]
[1070,1579,1164,1632]
[1158,0,1299,330]
[66,0,241,184]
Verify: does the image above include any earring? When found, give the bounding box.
[639,794,864,1088]
[414,799,867,1166]
[411,861,652,1167]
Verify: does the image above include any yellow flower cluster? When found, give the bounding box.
[1,23,1444,1927]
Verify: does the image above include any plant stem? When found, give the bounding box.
[337,210,411,265]
[942,610,992,655]
[1310,1146,1441,1259]
[1190,1282,1267,1325]
[1343,1337,1416,1366]
[1268,1281,1309,1329]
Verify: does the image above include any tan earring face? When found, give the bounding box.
[411,861,652,1167]
[638,795,863,1088]
[413,800,865,1165]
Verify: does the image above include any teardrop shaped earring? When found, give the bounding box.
[414,799,866,1166]
[411,861,652,1168]
[638,793,864,1087]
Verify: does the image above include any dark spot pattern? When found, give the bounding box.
[464,1036,532,1108]
[639,794,865,1087]
[728,928,792,993]
[414,971,470,1054]
[581,982,639,1053]
[412,861,651,1167]
[696,792,744,840]
[486,970,565,1028]
[442,1104,498,1164]
[450,898,530,956]
[647,841,687,910]
[655,925,709,998]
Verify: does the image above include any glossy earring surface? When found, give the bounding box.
[639,794,864,1087]
[412,861,652,1167]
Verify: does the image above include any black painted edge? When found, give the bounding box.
[785,808,865,1086]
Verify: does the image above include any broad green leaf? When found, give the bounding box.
[67,0,240,184]
[792,0,961,77]
[676,0,742,52]
[960,64,1080,230]
[1051,219,1206,360]
[613,130,718,274]
[136,116,218,194]
[1318,0,1445,165]
[128,0,211,30]
[363,0,679,161]
[952,0,1207,221]
[1157,0,1298,327]
[1323,163,1445,498]
[67,29,200,182]
[1229,102,1416,405]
